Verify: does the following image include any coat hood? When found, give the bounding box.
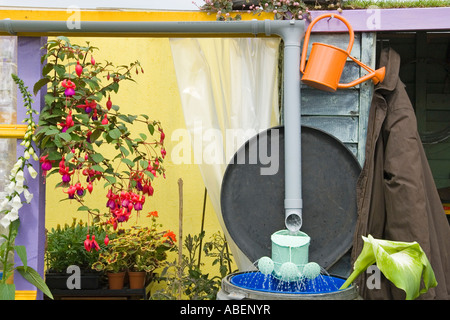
[376,48,401,92]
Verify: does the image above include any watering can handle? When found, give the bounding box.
[300,13,355,74]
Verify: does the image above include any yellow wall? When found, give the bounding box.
[44,37,230,275]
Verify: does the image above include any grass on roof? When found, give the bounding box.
[342,0,450,9]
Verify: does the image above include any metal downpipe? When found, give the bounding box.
[0,17,306,232]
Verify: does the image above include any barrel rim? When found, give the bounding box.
[221,271,359,300]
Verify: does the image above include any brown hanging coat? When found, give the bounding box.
[352,48,450,300]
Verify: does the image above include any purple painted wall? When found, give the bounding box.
[309,7,450,32]
[15,37,47,300]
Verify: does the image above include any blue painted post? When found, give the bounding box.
[15,36,47,300]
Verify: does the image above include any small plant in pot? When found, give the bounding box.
[45,218,111,290]
[92,212,176,290]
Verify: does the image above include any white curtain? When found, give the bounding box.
[170,38,280,270]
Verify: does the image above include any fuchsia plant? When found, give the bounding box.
[34,37,166,246]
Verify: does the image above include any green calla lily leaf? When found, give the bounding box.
[340,234,437,300]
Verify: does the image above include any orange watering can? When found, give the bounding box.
[300,13,385,92]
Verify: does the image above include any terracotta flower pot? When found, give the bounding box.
[107,272,126,290]
[128,271,146,289]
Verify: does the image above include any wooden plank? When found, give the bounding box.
[301,89,359,116]
[344,143,358,158]
[301,115,358,143]
[426,110,450,123]
[427,93,450,110]
[424,141,450,159]
[358,32,376,165]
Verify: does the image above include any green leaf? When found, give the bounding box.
[42,63,54,76]
[0,283,15,300]
[57,35,70,44]
[105,175,116,185]
[340,235,437,300]
[109,128,121,140]
[91,164,104,172]
[16,266,54,300]
[33,77,51,95]
[77,206,90,211]
[14,245,28,271]
[53,65,66,78]
[59,132,72,142]
[91,153,104,163]
[119,146,130,157]
[121,158,135,167]
[147,124,155,135]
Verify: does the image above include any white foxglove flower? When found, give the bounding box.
[32,153,39,161]
[10,195,23,210]
[23,150,30,160]
[0,216,10,228]
[24,188,33,203]
[5,208,19,222]
[5,181,15,195]
[27,165,38,179]
[0,197,10,211]
[15,169,24,183]
[14,180,24,195]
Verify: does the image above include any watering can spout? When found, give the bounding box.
[300,13,385,92]
[338,66,385,89]
[373,66,386,85]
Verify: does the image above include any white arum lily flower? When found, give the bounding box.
[24,188,33,203]
[27,165,38,179]
[340,235,437,300]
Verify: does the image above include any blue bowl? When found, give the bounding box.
[230,271,345,294]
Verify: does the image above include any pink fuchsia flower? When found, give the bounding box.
[101,114,108,125]
[74,182,84,196]
[59,110,75,132]
[61,79,76,97]
[75,61,83,77]
[91,235,100,251]
[106,96,112,110]
[65,185,77,199]
[39,155,53,175]
[84,235,92,251]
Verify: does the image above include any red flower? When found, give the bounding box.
[147,211,158,218]
[163,230,176,242]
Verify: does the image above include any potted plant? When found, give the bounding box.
[45,218,111,289]
[92,212,176,290]
[34,36,166,237]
